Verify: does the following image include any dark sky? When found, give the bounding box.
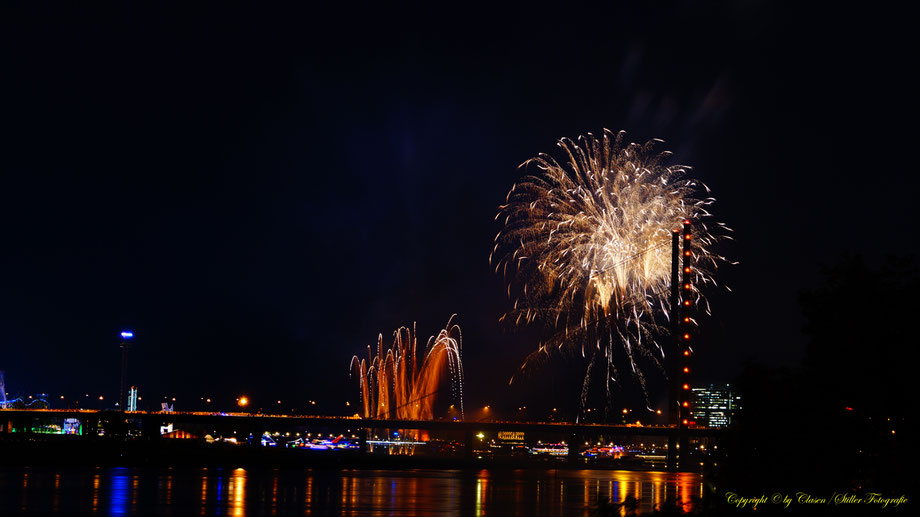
[1,2,914,416]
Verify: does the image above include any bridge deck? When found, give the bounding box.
[1,409,723,437]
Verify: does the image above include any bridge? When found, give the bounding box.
[1,409,726,471]
[0,408,725,440]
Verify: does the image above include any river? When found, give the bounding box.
[0,466,702,516]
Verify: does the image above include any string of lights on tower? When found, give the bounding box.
[668,219,695,470]
[679,220,693,431]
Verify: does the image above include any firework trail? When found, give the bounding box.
[491,129,730,413]
[350,315,464,421]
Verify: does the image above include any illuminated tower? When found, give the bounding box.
[667,220,695,470]
[118,331,134,411]
[677,220,693,466]
[0,371,6,409]
[668,230,680,427]
[127,386,138,412]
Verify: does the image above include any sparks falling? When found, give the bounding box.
[350,316,464,421]
[491,129,730,411]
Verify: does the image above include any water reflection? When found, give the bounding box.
[53,473,61,513]
[2,466,702,516]
[272,472,280,516]
[156,471,173,511]
[21,470,29,512]
[230,468,246,517]
[92,472,100,513]
[475,472,488,517]
[109,468,129,516]
[132,474,139,514]
[200,473,208,516]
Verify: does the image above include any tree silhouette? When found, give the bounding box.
[717,254,915,502]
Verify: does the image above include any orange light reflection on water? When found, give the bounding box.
[131,475,139,513]
[475,473,490,517]
[578,470,702,515]
[271,472,279,516]
[200,474,208,516]
[91,473,100,513]
[21,471,29,512]
[305,475,313,514]
[53,473,61,512]
[230,468,246,517]
[679,471,691,511]
[158,473,174,508]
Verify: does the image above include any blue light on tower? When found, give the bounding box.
[121,331,134,340]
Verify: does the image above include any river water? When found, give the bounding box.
[0,467,702,516]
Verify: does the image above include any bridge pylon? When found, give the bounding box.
[667,220,695,471]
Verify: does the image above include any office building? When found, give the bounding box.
[690,383,741,427]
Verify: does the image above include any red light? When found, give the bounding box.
[682,384,689,390]
[684,300,691,306]
[683,367,689,373]
[683,401,689,407]
[684,283,691,290]
[684,251,691,256]
[683,219,690,225]
[682,419,688,425]
[845,407,853,411]
[684,234,691,240]
[672,228,679,233]
[683,333,690,340]
[683,317,690,323]
[683,350,690,356]
[684,267,691,273]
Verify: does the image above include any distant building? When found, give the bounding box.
[63,418,81,435]
[690,384,742,427]
[127,386,138,412]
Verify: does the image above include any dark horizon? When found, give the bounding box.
[1,3,914,417]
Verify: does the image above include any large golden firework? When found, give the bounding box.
[491,129,730,406]
[350,316,464,421]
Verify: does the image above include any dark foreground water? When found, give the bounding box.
[0,467,702,516]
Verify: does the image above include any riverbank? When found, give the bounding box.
[0,434,681,472]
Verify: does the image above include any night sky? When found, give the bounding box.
[1,3,914,416]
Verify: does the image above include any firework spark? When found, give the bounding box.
[350,315,464,421]
[491,129,730,410]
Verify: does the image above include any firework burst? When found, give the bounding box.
[491,129,730,412]
[350,315,464,421]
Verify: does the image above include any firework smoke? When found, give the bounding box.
[491,129,730,412]
[350,315,464,421]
